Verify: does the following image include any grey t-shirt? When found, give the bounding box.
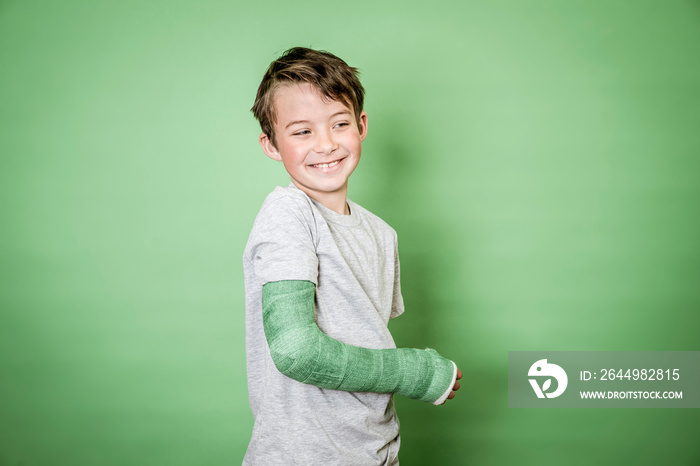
[242,184,404,465]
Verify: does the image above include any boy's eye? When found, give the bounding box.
[334,122,349,128]
[293,130,311,136]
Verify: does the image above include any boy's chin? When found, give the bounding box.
[293,179,349,195]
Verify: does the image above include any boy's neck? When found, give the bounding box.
[292,181,350,215]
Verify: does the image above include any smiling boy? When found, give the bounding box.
[258,81,365,214]
[243,47,461,465]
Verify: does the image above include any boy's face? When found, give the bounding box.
[259,82,367,207]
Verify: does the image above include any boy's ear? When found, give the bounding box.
[259,132,282,161]
[359,111,368,142]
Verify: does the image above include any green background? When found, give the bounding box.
[2,1,699,464]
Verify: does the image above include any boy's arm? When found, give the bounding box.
[263,279,458,405]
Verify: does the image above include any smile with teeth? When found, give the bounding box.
[311,158,344,168]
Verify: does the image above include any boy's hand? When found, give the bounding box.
[441,368,463,404]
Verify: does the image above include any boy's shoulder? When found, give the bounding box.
[259,184,309,210]
[252,185,317,227]
[251,184,396,239]
[246,185,324,248]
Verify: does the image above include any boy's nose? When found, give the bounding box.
[314,131,338,155]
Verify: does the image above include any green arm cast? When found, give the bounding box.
[262,280,455,404]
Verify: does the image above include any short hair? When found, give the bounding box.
[251,47,365,147]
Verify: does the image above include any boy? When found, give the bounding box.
[243,47,462,465]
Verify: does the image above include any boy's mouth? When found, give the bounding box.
[310,157,345,169]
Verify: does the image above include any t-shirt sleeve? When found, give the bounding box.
[390,232,405,319]
[246,194,319,286]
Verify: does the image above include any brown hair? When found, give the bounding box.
[251,47,365,147]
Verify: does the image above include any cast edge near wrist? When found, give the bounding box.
[433,361,458,405]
